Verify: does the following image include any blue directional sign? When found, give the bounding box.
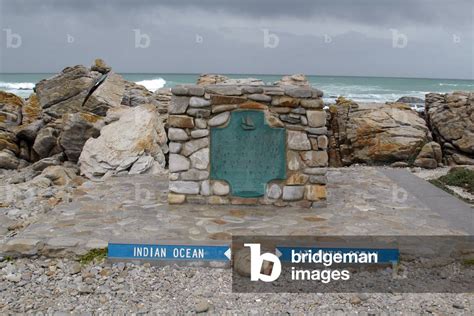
[276,246,399,264]
[108,242,231,261]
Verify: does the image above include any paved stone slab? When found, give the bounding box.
[0,168,467,258]
[381,169,473,234]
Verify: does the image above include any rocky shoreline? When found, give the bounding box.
[1,64,472,176]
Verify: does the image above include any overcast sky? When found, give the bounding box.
[0,0,472,79]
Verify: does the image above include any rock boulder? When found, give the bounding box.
[425,92,474,165]
[0,150,19,169]
[0,91,23,128]
[90,58,112,74]
[35,65,101,118]
[41,165,78,186]
[329,99,431,166]
[196,74,229,86]
[82,72,125,116]
[414,141,442,169]
[79,104,168,179]
[32,126,60,159]
[21,93,42,125]
[0,129,19,155]
[0,59,170,170]
[59,112,105,162]
[275,74,310,87]
[396,96,424,104]
[0,91,23,168]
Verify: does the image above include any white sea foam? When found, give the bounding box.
[135,78,166,92]
[439,82,474,87]
[439,83,458,87]
[0,81,35,90]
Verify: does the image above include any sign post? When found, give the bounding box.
[108,241,231,266]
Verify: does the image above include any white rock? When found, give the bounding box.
[200,180,211,196]
[212,181,230,196]
[181,138,209,156]
[129,155,156,174]
[208,112,230,127]
[79,105,167,179]
[195,118,207,129]
[189,97,211,108]
[169,142,182,154]
[5,273,21,283]
[169,181,199,194]
[287,151,302,171]
[169,154,190,172]
[180,169,209,180]
[168,128,189,141]
[190,148,209,170]
[191,129,209,138]
[282,186,304,201]
[287,131,311,150]
[266,184,282,199]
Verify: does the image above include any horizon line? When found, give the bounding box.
[0,72,473,81]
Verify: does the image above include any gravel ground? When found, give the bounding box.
[411,166,452,181]
[0,257,472,314]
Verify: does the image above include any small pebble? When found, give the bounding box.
[5,273,21,283]
[195,299,210,313]
[69,262,82,275]
[453,303,465,309]
[350,296,362,305]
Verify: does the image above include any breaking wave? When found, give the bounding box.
[0,81,35,90]
[135,78,166,92]
[439,82,474,87]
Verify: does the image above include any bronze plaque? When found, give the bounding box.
[210,110,286,197]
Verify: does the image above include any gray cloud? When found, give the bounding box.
[0,0,472,78]
[3,0,472,28]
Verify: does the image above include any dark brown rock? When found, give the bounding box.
[32,127,59,159]
[210,95,247,105]
[59,112,105,162]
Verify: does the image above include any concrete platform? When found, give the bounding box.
[1,167,471,258]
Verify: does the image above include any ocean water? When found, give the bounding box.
[1,73,473,105]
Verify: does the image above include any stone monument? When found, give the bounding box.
[167,83,328,207]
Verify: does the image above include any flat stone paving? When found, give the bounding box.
[1,167,471,257]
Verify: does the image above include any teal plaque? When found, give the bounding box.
[210,110,286,197]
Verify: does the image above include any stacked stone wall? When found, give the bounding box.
[167,84,328,207]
